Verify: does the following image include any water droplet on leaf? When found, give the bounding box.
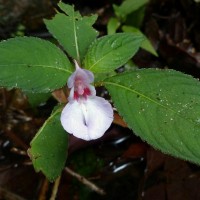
[111,41,121,49]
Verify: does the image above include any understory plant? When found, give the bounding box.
[1,2,200,181]
[107,0,158,56]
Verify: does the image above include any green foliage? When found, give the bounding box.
[113,0,149,21]
[104,69,200,164]
[84,33,144,74]
[122,26,158,56]
[0,37,72,93]
[29,106,68,181]
[68,148,104,177]
[11,24,25,37]
[68,148,104,200]
[44,2,98,63]
[107,17,121,35]
[25,92,51,107]
[108,0,157,56]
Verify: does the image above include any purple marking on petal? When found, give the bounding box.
[68,61,94,89]
[74,60,94,83]
[67,61,95,101]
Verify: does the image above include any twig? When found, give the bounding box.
[10,147,27,155]
[0,187,27,200]
[49,176,61,200]
[4,129,29,150]
[113,112,127,128]
[65,167,106,195]
[38,178,49,200]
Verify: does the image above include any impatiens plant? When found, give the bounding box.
[1,2,200,181]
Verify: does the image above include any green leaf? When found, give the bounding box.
[25,92,51,107]
[122,25,158,56]
[0,37,72,93]
[107,17,121,35]
[29,105,68,181]
[84,33,144,75]
[44,2,98,63]
[113,0,149,20]
[104,69,200,164]
[125,5,146,28]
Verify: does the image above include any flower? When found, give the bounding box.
[61,61,113,141]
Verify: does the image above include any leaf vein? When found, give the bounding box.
[0,64,72,74]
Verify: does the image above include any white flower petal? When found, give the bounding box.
[85,96,113,140]
[61,101,91,140]
[88,85,96,96]
[61,97,113,141]
[68,86,75,102]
